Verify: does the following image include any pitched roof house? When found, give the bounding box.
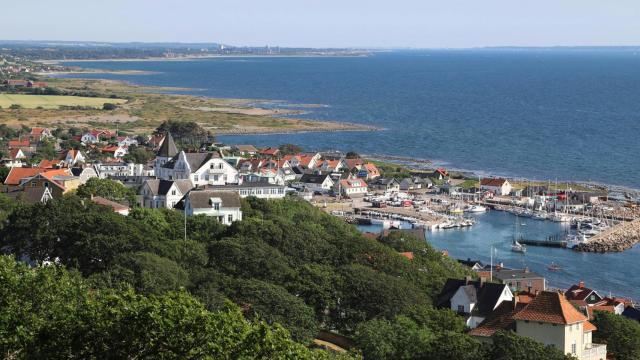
[176,190,242,225]
[480,178,513,196]
[91,196,130,216]
[565,281,603,307]
[299,173,335,193]
[139,179,194,209]
[437,278,514,328]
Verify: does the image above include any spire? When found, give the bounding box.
[157,132,178,158]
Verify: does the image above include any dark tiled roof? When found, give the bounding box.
[493,269,544,281]
[145,179,193,196]
[178,190,242,210]
[622,306,640,322]
[565,284,598,301]
[436,279,508,316]
[157,132,178,158]
[299,173,331,184]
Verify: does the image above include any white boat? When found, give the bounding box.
[532,211,548,221]
[465,205,487,213]
[511,240,527,253]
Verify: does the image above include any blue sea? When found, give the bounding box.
[59,50,640,299]
[61,50,640,189]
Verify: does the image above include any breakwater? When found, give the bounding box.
[575,219,640,253]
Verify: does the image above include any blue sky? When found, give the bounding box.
[3,0,639,47]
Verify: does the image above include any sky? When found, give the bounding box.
[3,0,640,48]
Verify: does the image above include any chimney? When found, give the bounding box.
[579,280,585,289]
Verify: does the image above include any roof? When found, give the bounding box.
[260,147,280,156]
[8,139,30,148]
[512,291,588,325]
[622,306,640,322]
[363,163,380,174]
[565,283,598,302]
[184,152,219,171]
[458,258,484,268]
[144,179,193,196]
[178,190,242,210]
[38,159,64,169]
[30,127,47,135]
[340,178,367,189]
[22,186,51,204]
[583,321,597,332]
[436,278,509,316]
[344,158,364,169]
[8,148,24,159]
[481,178,508,187]
[91,196,129,213]
[157,132,178,158]
[493,268,544,281]
[300,173,331,184]
[4,167,44,186]
[234,144,258,152]
[469,300,527,337]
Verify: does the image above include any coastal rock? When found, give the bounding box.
[574,219,640,253]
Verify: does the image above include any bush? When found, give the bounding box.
[103,103,118,110]
[9,104,21,109]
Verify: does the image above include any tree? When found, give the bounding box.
[593,311,640,360]
[0,256,344,359]
[76,177,136,205]
[490,331,575,360]
[0,167,9,183]
[345,151,360,159]
[122,145,153,164]
[155,120,208,145]
[278,143,304,155]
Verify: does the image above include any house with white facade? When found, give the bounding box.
[338,178,368,197]
[480,178,513,196]
[437,278,513,329]
[95,161,148,178]
[208,178,286,200]
[160,151,239,186]
[176,190,242,225]
[139,179,193,209]
[62,149,86,166]
[298,173,334,194]
[1,148,26,168]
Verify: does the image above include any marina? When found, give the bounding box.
[358,210,640,302]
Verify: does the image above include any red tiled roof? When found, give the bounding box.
[586,306,616,320]
[512,291,588,325]
[4,167,43,185]
[340,178,367,189]
[8,148,24,159]
[583,321,597,333]
[8,139,30,148]
[38,159,64,169]
[91,196,129,213]
[481,178,508,187]
[469,301,527,337]
[260,147,280,156]
[436,168,449,177]
[30,127,46,135]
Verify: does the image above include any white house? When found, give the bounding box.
[298,173,334,193]
[63,149,86,166]
[512,291,607,360]
[160,151,239,186]
[95,161,147,178]
[480,178,512,196]
[177,190,242,225]
[81,130,114,144]
[116,136,139,147]
[139,179,194,209]
[154,132,179,180]
[208,179,287,200]
[438,279,513,329]
[1,148,26,168]
[338,178,368,197]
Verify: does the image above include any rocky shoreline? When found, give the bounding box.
[575,219,640,252]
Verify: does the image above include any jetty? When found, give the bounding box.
[574,218,640,252]
[519,239,567,248]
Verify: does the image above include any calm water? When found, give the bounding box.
[60,51,640,298]
[360,210,640,300]
[62,50,640,189]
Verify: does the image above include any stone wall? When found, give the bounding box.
[575,219,640,252]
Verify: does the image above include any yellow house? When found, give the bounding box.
[512,291,607,360]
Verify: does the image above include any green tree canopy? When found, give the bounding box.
[593,311,640,360]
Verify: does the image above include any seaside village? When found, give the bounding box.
[3,126,640,360]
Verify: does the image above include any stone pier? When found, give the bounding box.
[575,218,640,252]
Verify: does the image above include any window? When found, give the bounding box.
[457,305,464,313]
[228,214,233,223]
[213,203,220,210]
[571,341,577,355]
[171,190,176,195]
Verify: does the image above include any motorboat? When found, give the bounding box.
[548,262,563,271]
[465,205,487,213]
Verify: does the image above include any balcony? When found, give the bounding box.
[583,343,607,360]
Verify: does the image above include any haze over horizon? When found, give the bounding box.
[4,0,640,48]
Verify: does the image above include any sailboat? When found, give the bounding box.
[548,262,563,271]
[510,215,527,254]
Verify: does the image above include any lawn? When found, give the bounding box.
[0,94,126,109]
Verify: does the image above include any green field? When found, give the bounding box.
[0,94,126,109]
